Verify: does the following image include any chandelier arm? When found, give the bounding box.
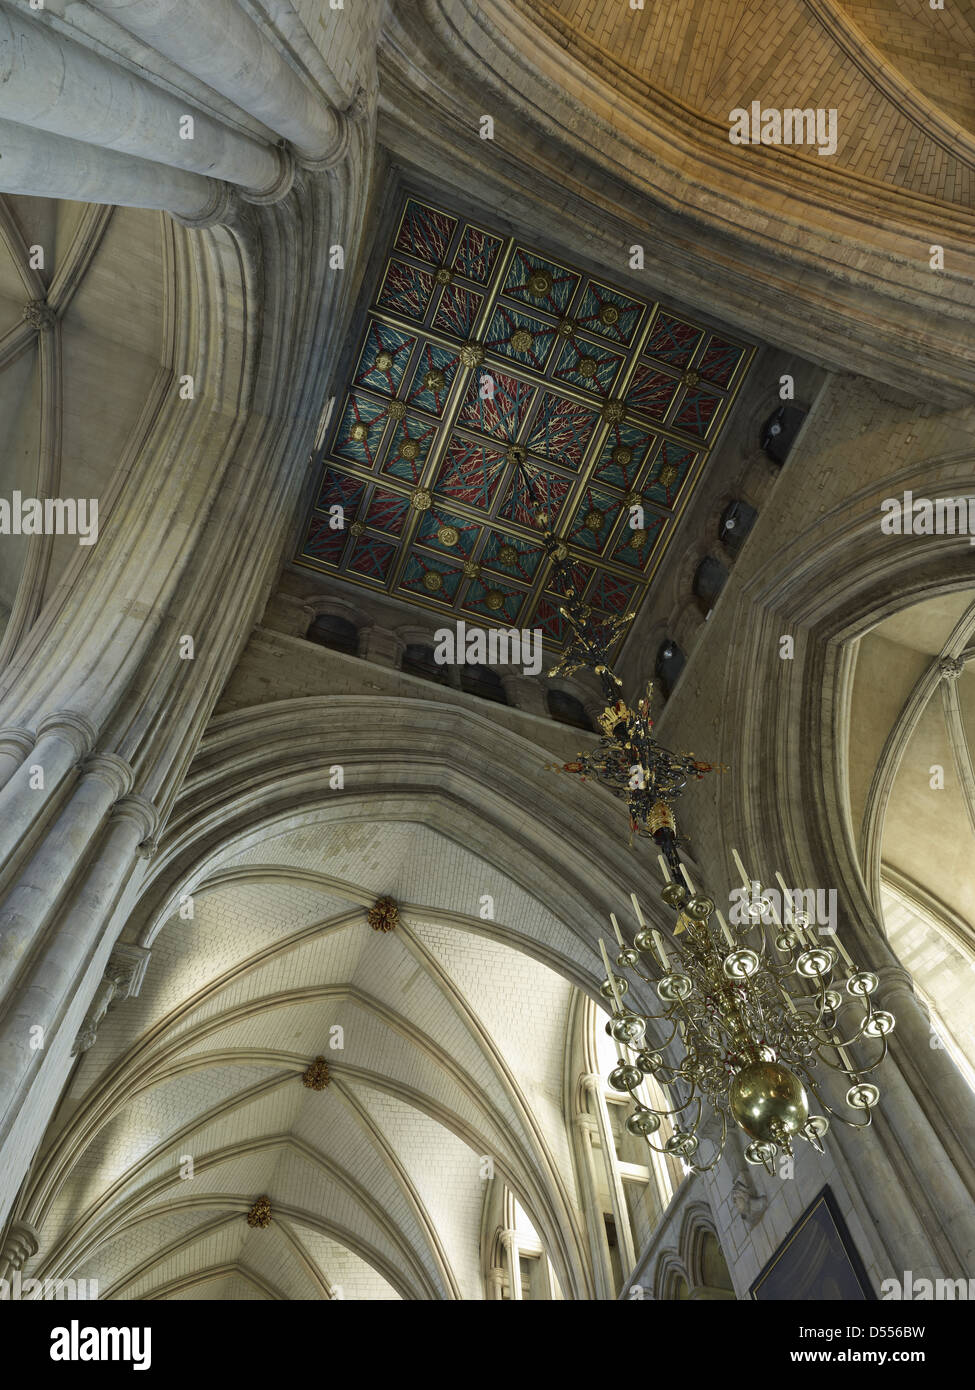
[689,1111,729,1174]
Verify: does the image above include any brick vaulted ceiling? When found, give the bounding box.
[297,195,753,651]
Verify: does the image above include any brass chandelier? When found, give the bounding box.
[519,466,894,1175]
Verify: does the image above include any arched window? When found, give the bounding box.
[547,688,591,731]
[401,643,451,686]
[460,664,508,704]
[700,1231,734,1293]
[693,556,728,617]
[306,613,358,655]
[718,500,758,558]
[655,639,685,700]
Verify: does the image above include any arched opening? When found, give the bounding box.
[401,642,452,685]
[306,613,359,656]
[547,688,591,731]
[459,664,508,704]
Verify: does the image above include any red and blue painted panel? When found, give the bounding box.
[463,577,526,624]
[334,394,389,467]
[501,247,579,314]
[698,334,745,389]
[415,503,481,557]
[575,281,646,346]
[567,484,624,553]
[643,312,703,370]
[610,510,667,569]
[529,394,601,473]
[484,305,557,372]
[588,570,638,615]
[377,259,434,321]
[432,282,484,339]
[481,530,544,583]
[458,367,535,443]
[593,421,658,490]
[348,533,397,584]
[627,365,680,422]
[553,338,625,397]
[366,487,411,536]
[405,343,461,417]
[302,514,348,568]
[353,321,416,396]
[673,386,723,438]
[399,553,464,605]
[452,224,504,284]
[435,435,508,512]
[394,199,457,265]
[499,465,571,529]
[382,415,438,485]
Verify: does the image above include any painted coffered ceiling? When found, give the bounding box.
[297,194,753,649]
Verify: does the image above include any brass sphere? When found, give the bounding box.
[729,1060,809,1144]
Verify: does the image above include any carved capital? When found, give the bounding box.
[171,179,237,230]
[0,726,35,761]
[35,710,97,759]
[81,752,134,800]
[240,145,296,206]
[110,793,159,844]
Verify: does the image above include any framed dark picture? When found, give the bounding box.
[750,1186,875,1300]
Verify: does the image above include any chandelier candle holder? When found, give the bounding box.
[509,460,895,1174]
[597,851,895,1174]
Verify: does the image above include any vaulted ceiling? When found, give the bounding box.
[19,817,593,1300]
[0,195,167,662]
[847,588,975,1076]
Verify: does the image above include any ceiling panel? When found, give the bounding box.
[297,195,755,649]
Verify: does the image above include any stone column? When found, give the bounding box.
[0,796,155,1219]
[485,1266,506,1301]
[0,753,132,998]
[0,796,155,1122]
[0,115,232,224]
[358,625,405,669]
[500,1228,521,1301]
[0,7,283,195]
[0,728,34,794]
[583,1073,637,1277]
[0,712,95,877]
[86,0,347,166]
[572,1106,617,1299]
[499,673,549,717]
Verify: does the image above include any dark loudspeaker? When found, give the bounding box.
[761,405,807,465]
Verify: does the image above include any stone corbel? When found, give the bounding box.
[71,943,152,1056]
[731,1173,767,1227]
[0,1219,39,1282]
